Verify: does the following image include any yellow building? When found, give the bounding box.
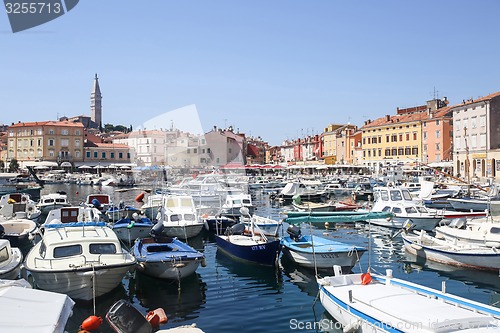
[361,106,426,171]
[7,120,85,165]
[321,124,343,164]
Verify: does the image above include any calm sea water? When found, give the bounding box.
[37,184,500,333]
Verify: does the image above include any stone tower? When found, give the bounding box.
[90,73,102,128]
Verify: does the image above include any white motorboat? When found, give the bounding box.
[402,229,500,270]
[156,195,204,239]
[318,266,500,332]
[0,239,22,280]
[36,192,71,215]
[24,222,136,301]
[0,192,41,222]
[369,186,443,231]
[219,193,255,219]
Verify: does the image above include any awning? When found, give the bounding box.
[78,165,92,169]
[60,162,72,167]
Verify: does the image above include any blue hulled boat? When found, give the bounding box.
[215,222,281,266]
[281,225,366,271]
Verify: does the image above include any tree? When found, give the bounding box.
[9,159,19,173]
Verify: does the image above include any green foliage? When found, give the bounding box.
[103,123,132,133]
[9,159,19,172]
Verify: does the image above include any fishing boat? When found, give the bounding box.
[281,225,366,271]
[106,203,141,222]
[215,221,281,266]
[368,186,443,231]
[156,195,204,239]
[0,239,22,280]
[291,195,358,212]
[133,224,205,280]
[402,229,500,270]
[24,221,137,301]
[85,193,113,214]
[219,193,255,219]
[237,206,282,237]
[111,212,155,244]
[0,192,41,222]
[318,266,500,333]
[36,192,71,215]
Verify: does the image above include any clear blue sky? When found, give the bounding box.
[1,0,500,146]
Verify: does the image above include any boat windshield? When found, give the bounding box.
[0,247,8,263]
[54,244,82,258]
[390,190,403,201]
[416,206,428,213]
[405,207,418,214]
[90,243,117,254]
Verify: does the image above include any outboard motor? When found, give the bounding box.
[225,223,246,236]
[286,225,302,241]
[150,221,164,237]
[91,198,102,210]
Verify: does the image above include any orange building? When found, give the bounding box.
[7,120,85,165]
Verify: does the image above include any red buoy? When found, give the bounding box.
[361,272,372,285]
[80,316,103,331]
[136,192,145,203]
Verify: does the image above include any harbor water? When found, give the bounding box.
[36,184,500,333]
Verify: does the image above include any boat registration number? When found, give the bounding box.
[320,253,339,258]
[251,245,266,251]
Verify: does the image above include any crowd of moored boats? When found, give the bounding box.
[1,169,500,332]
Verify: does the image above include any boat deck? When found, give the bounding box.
[321,274,500,332]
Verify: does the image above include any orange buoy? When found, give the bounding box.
[361,272,372,285]
[80,315,103,331]
[135,192,145,203]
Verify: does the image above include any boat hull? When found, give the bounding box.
[402,234,500,270]
[281,235,365,270]
[138,259,201,280]
[215,235,281,266]
[318,272,500,333]
[0,247,22,280]
[162,223,204,239]
[369,215,441,231]
[27,264,134,300]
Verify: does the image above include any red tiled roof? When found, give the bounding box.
[9,120,84,128]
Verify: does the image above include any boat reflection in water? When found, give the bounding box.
[131,271,207,323]
[215,250,283,291]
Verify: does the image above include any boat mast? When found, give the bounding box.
[464,126,471,197]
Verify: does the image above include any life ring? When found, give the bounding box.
[21,197,27,203]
